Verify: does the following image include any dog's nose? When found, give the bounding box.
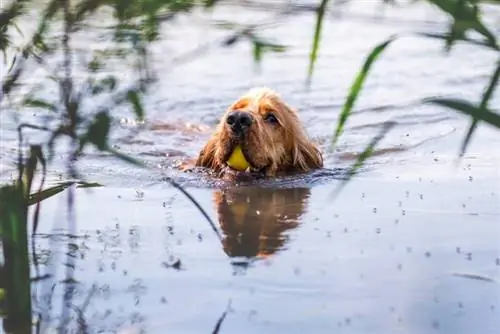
[226,111,253,133]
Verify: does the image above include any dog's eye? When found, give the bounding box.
[264,113,279,125]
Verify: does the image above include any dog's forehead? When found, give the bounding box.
[232,89,283,112]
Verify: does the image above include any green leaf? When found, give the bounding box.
[74,0,105,23]
[143,13,159,41]
[426,0,498,51]
[480,59,500,110]
[253,41,262,64]
[91,76,117,95]
[106,146,146,168]
[22,97,57,112]
[248,33,286,66]
[127,90,144,121]
[424,97,500,129]
[28,182,71,206]
[266,43,286,53]
[86,111,111,150]
[418,32,498,51]
[307,0,330,83]
[23,145,44,198]
[0,182,32,327]
[332,35,397,149]
[458,58,500,156]
[204,0,220,8]
[331,121,396,200]
[27,181,103,206]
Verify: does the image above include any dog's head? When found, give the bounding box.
[195,87,323,177]
[213,186,310,258]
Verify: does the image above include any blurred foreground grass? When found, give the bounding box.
[1,0,500,332]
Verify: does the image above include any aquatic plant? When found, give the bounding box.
[0,0,499,332]
[305,0,500,192]
[0,0,243,331]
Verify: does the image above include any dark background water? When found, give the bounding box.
[0,1,499,333]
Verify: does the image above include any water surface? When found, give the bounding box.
[1,1,499,333]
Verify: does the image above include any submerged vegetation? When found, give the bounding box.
[0,0,499,332]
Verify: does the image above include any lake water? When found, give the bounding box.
[1,1,500,333]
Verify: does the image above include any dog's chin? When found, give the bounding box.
[221,165,266,182]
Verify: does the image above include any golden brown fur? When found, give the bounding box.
[213,186,310,258]
[195,87,323,178]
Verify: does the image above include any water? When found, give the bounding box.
[1,1,500,333]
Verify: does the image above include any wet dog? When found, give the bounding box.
[194,87,323,179]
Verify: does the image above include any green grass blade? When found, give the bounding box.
[127,90,144,122]
[28,181,103,206]
[425,98,500,129]
[458,58,500,156]
[307,0,329,83]
[331,121,396,200]
[28,182,73,206]
[332,35,397,149]
[0,184,32,333]
[460,119,478,157]
[480,58,500,109]
[23,97,57,112]
[106,146,146,168]
[418,32,499,51]
[426,0,498,50]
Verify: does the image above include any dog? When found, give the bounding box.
[213,186,311,258]
[195,87,323,179]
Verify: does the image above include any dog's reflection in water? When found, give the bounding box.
[213,186,311,259]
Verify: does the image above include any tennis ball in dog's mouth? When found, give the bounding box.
[226,146,250,171]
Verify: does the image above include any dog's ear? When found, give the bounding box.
[291,137,323,172]
[278,103,323,172]
[195,135,220,170]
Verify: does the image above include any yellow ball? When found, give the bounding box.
[226,146,250,171]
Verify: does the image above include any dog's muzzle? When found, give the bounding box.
[226,110,253,135]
